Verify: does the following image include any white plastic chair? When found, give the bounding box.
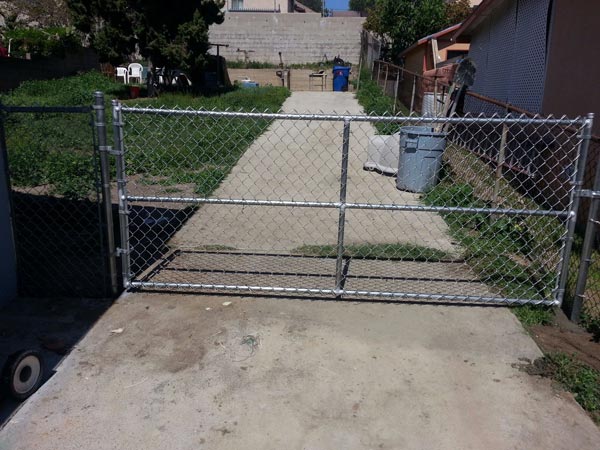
[128,63,143,83]
[115,66,128,83]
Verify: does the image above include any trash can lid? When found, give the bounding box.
[333,65,351,73]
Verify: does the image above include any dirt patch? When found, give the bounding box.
[529,324,600,373]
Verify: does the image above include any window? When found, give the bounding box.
[231,0,243,9]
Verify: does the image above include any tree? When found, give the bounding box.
[65,0,225,83]
[349,0,376,14]
[0,0,71,28]
[364,0,447,60]
[445,0,472,26]
[298,0,323,13]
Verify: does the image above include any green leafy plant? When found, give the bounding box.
[542,353,600,422]
[512,305,555,326]
[45,151,96,199]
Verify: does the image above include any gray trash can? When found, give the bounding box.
[396,126,447,193]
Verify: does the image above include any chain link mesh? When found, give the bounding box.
[1,106,110,298]
[115,102,585,304]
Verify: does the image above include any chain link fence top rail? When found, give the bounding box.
[0,103,111,298]
[111,100,588,305]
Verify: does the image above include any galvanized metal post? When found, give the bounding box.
[572,139,600,321]
[393,69,400,114]
[112,100,132,288]
[410,76,417,114]
[0,101,19,294]
[94,92,118,296]
[335,119,351,293]
[556,113,595,306]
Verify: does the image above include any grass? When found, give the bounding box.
[352,68,565,304]
[354,68,410,135]
[530,353,600,423]
[512,305,555,326]
[420,145,565,301]
[294,243,457,262]
[124,86,290,196]
[1,72,129,199]
[2,72,290,199]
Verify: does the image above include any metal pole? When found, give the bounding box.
[94,92,118,296]
[393,69,400,114]
[433,78,438,116]
[384,63,389,95]
[492,123,508,208]
[335,119,351,293]
[556,113,595,306]
[377,61,381,87]
[112,100,132,288]
[410,75,416,114]
[0,101,19,294]
[572,141,600,321]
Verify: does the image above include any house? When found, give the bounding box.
[399,23,469,77]
[226,0,316,13]
[453,0,600,134]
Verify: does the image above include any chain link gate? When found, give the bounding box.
[111,100,592,305]
[0,94,118,298]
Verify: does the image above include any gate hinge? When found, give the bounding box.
[576,189,600,199]
[116,247,130,256]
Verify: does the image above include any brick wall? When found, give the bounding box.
[209,13,365,65]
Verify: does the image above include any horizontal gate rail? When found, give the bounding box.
[125,195,569,217]
[128,281,557,305]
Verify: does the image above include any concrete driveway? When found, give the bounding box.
[1,293,599,450]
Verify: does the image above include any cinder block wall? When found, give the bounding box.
[210,13,365,65]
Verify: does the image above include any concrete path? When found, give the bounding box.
[2,292,599,450]
[171,92,458,253]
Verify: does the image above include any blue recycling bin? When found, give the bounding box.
[332,66,351,92]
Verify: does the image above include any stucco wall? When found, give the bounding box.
[209,13,365,64]
[465,0,551,114]
[543,0,600,135]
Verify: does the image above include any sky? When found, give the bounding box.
[326,0,349,10]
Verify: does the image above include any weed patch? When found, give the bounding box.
[294,243,457,262]
[523,353,600,423]
[354,69,410,135]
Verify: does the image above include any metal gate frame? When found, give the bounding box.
[111,101,594,306]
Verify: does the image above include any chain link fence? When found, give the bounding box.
[0,98,116,298]
[371,60,600,325]
[111,102,588,305]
